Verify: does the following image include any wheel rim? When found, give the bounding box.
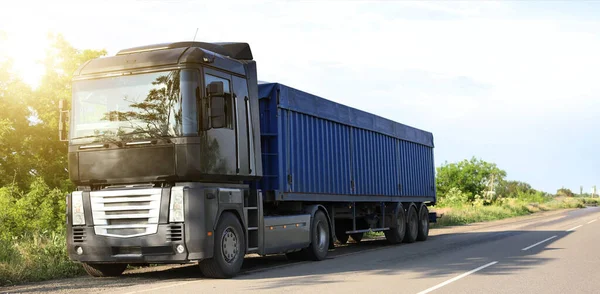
[316,221,327,250]
[221,227,239,263]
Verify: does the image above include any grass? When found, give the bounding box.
[364,197,600,238]
[0,232,84,286]
[432,197,596,227]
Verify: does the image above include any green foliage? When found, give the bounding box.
[0,60,35,189]
[512,190,548,203]
[496,180,536,198]
[0,178,82,286]
[0,178,66,240]
[0,33,106,191]
[556,188,574,197]
[0,33,105,285]
[437,187,470,207]
[433,197,589,227]
[436,157,507,203]
[0,232,84,286]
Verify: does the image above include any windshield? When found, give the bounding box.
[71,69,199,143]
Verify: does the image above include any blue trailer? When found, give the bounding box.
[63,41,437,279]
[257,82,435,202]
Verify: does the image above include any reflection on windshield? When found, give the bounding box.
[72,70,188,143]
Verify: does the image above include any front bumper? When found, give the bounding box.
[67,224,202,263]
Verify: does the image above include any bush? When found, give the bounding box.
[437,187,470,207]
[0,178,66,240]
[0,177,82,286]
[0,232,84,286]
[433,197,588,227]
[512,190,548,204]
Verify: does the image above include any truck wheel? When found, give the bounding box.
[417,205,430,241]
[82,263,127,277]
[335,220,349,244]
[200,212,246,278]
[305,210,330,261]
[350,233,364,243]
[384,206,406,244]
[404,204,419,243]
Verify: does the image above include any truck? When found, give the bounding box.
[59,41,436,279]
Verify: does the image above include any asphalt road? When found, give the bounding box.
[3,206,600,294]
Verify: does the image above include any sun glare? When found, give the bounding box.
[0,31,47,89]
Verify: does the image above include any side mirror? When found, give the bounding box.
[207,81,224,96]
[210,96,227,128]
[206,81,227,129]
[58,99,70,142]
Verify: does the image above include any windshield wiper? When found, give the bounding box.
[70,130,172,141]
[70,134,110,140]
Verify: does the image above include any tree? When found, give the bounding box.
[436,157,507,202]
[0,34,107,190]
[496,180,535,198]
[556,188,574,197]
[0,59,35,188]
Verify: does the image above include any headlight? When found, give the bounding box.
[72,191,85,226]
[169,186,185,223]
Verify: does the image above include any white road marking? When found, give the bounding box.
[416,261,498,294]
[521,235,557,251]
[587,219,597,224]
[567,225,583,232]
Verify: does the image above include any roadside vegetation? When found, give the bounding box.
[0,34,597,286]
[0,34,104,286]
[431,158,599,227]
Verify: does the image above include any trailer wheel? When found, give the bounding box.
[404,204,419,243]
[384,205,406,244]
[305,210,330,261]
[417,205,430,241]
[82,263,127,277]
[350,233,364,243]
[200,212,245,278]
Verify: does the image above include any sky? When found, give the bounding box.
[0,0,598,193]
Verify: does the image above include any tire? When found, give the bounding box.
[335,220,350,245]
[350,233,363,243]
[404,204,419,243]
[384,205,406,244]
[417,205,430,241]
[199,212,246,278]
[305,210,330,261]
[82,263,127,277]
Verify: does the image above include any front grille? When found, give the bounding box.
[105,210,150,216]
[73,228,85,243]
[90,188,162,238]
[167,224,183,242]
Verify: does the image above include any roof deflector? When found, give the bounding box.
[116,41,253,60]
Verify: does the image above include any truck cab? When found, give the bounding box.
[65,42,265,278]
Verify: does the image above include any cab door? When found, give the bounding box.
[201,68,237,175]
